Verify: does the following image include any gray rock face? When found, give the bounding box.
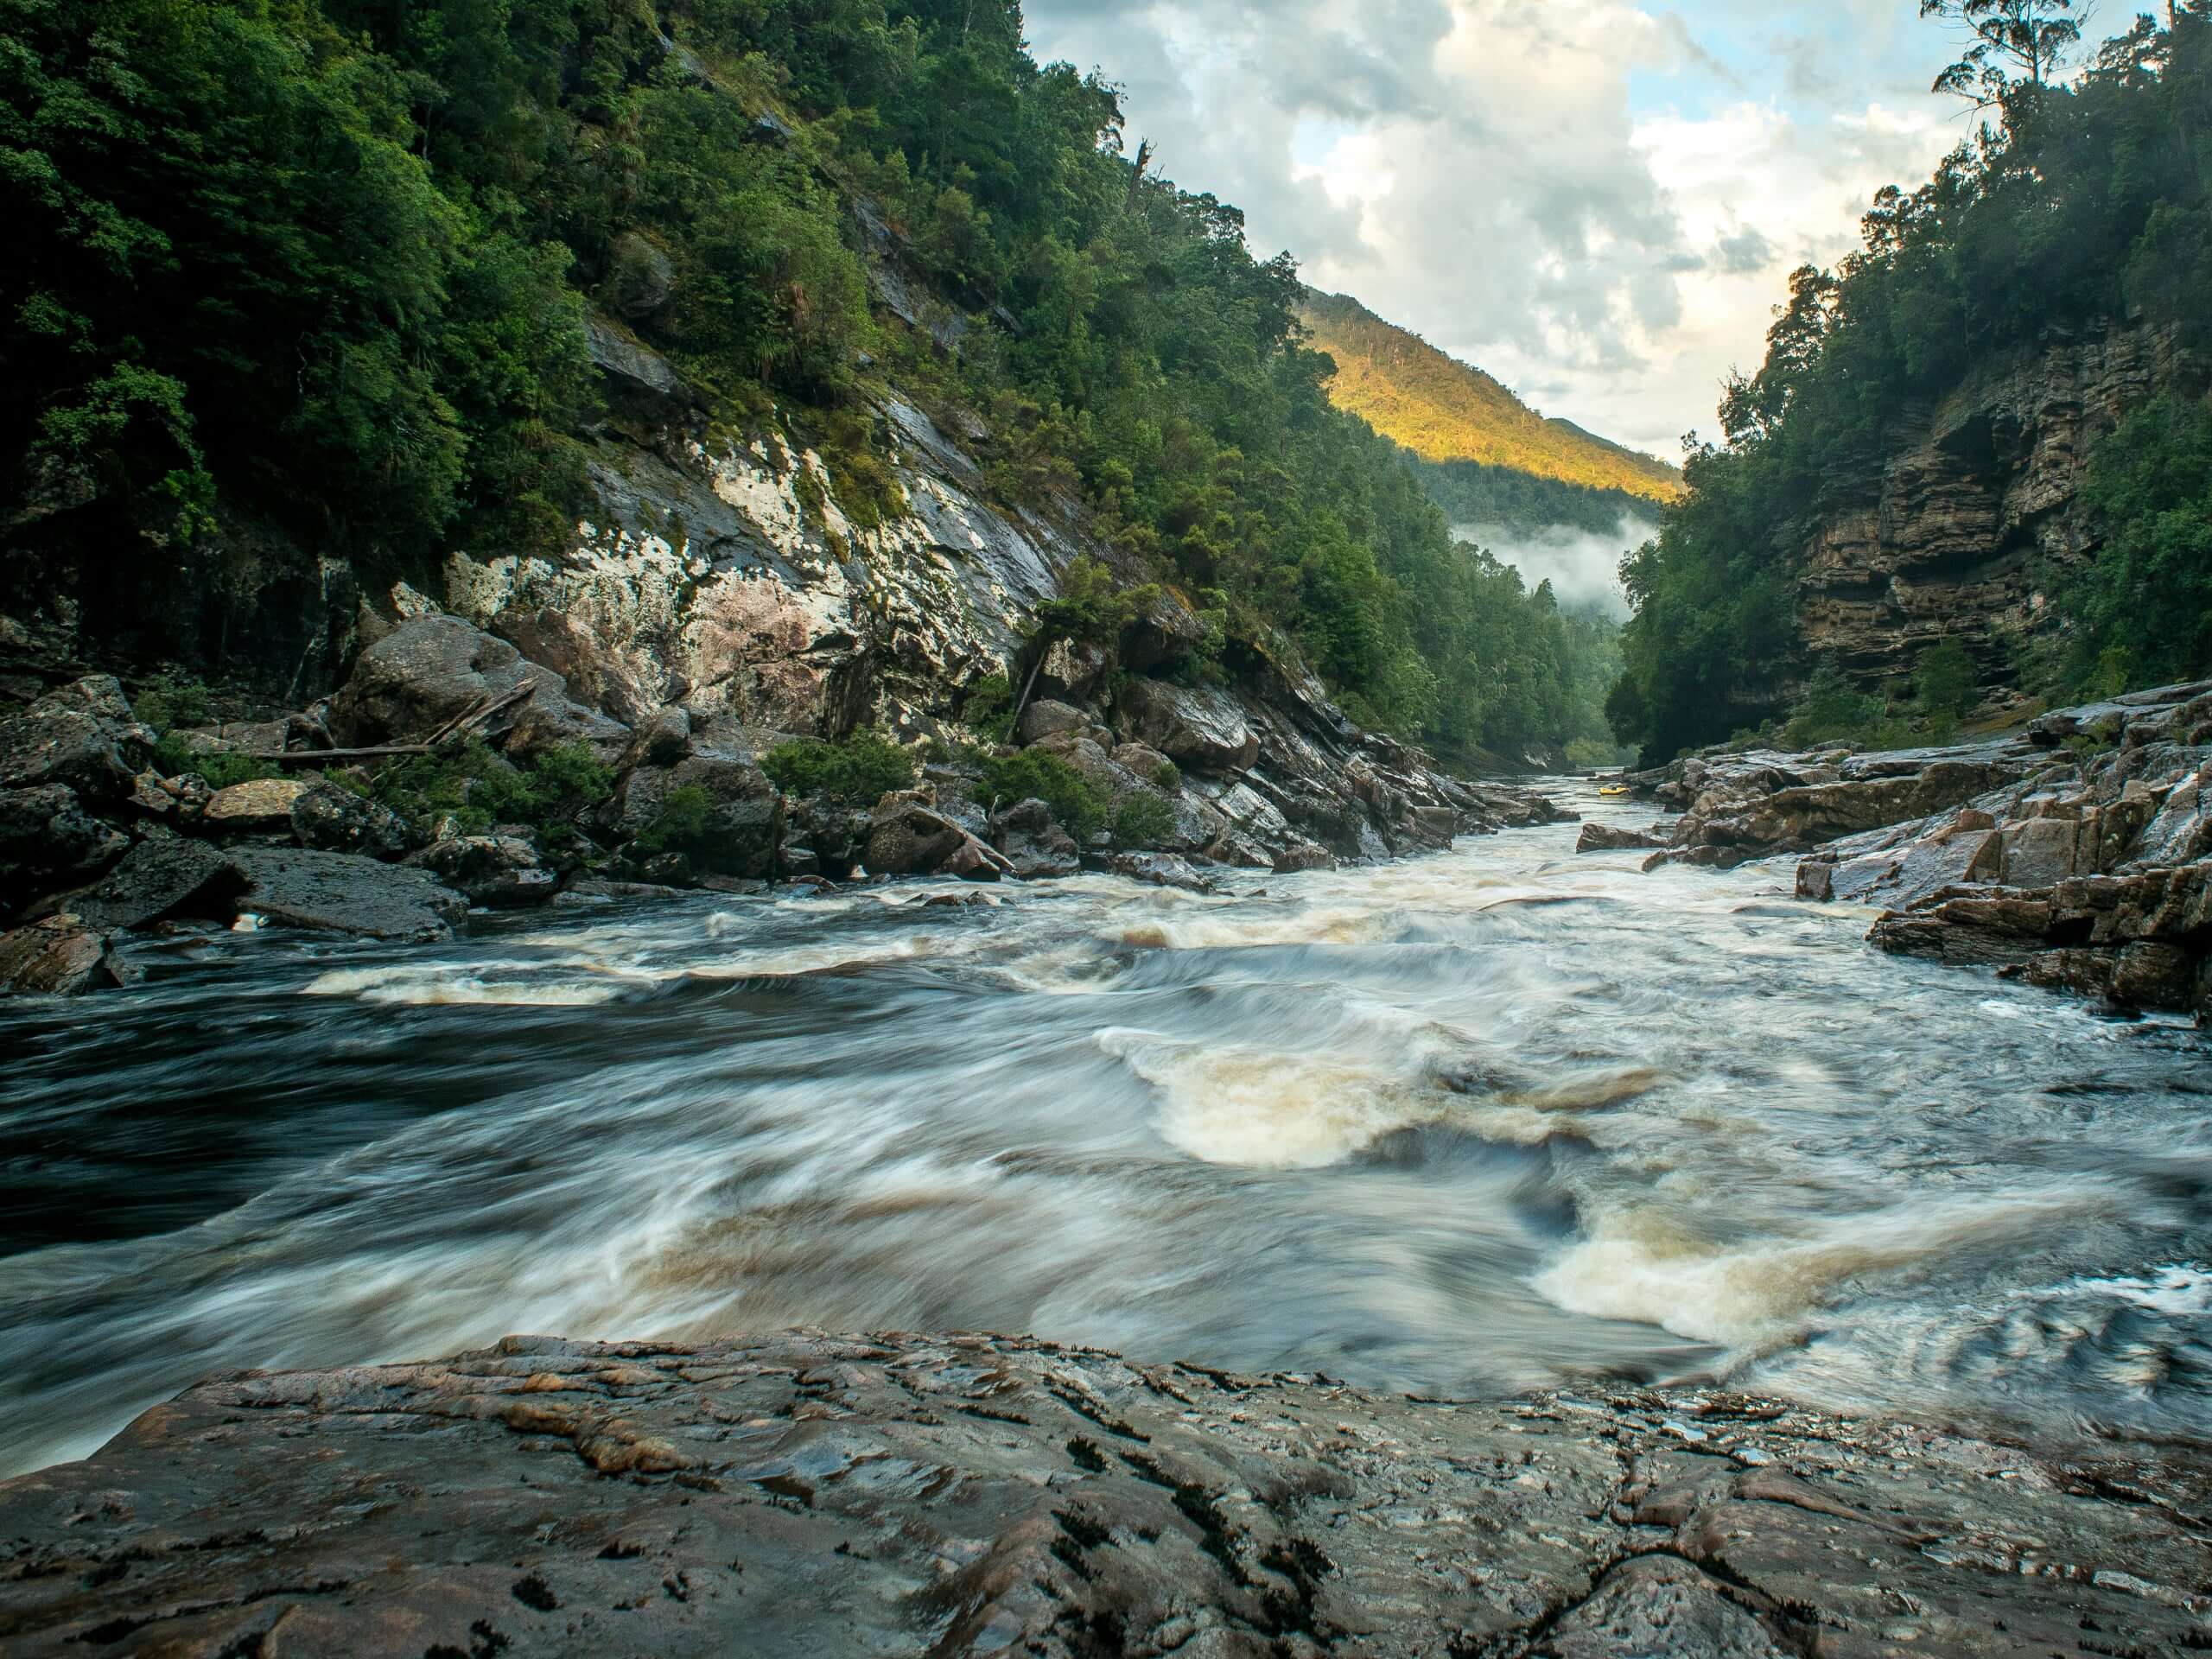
[231,847,467,942]
[3,1330,2209,1657]
[1120,677,1261,772]
[1796,319,2201,693]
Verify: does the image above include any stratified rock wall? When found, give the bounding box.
[1797,321,2202,689]
[3,1331,2210,1657]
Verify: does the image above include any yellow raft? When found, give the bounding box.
[1598,785,1634,798]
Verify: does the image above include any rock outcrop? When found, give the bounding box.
[1627,683,2212,1019]
[1796,319,2203,695]
[3,1330,2209,1657]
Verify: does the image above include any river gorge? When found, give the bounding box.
[8,779,2209,1493]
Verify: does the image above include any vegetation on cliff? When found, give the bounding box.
[1609,3,2212,764]
[2,0,1624,764]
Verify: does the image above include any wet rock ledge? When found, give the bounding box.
[4,1332,2210,1656]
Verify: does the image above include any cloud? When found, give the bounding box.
[1024,0,1964,460]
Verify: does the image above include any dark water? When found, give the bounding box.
[4,783,2210,1477]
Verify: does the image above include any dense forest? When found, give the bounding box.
[1296,291,1681,504]
[1,0,1626,764]
[1608,2,2212,765]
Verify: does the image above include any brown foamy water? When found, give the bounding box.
[3,782,2209,1476]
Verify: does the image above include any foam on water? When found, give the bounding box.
[3,780,2210,1478]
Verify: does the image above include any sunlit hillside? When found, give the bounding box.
[1298,289,1681,504]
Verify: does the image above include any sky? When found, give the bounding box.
[1022,0,1979,461]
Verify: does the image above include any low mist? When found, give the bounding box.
[1452,517,1659,620]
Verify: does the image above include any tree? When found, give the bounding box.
[1920,0,2087,104]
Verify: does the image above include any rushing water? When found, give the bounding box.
[4,781,2211,1477]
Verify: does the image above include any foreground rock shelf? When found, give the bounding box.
[4,1332,2209,1656]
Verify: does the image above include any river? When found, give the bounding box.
[4,781,2209,1478]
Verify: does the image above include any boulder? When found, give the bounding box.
[410,836,556,909]
[863,786,964,877]
[0,784,127,906]
[1014,699,1093,747]
[0,676,154,802]
[0,914,117,997]
[290,784,410,859]
[329,614,623,763]
[585,315,693,404]
[203,777,314,832]
[1030,638,1111,705]
[611,735,783,880]
[990,798,1080,880]
[1117,679,1259,772]
[229,847,468,942]
[1577,823,1664,855]
[1108,851,1217,894]
[37,839,238,932]
[1272,839,1338,874]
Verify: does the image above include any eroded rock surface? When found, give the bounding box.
[3,1331,2209,1657]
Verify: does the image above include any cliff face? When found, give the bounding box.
[1796,320,2202,690]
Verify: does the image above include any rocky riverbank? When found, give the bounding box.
[0,608,1569,995]
[3,1329,2209,1656]
[1602,682,2212,1020]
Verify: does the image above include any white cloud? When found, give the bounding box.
[1024,0,1967,461]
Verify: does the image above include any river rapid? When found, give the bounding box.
[4,781,2210,1478]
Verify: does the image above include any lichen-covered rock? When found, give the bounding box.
[1109,850,1217,893]
[0,676,155,802]
[201,776,313,830]
[3,1330,2209,1657]
[1271,838,1338,874]
[289,783,410,859]
[0,914,116,996]
[410,836,556,909]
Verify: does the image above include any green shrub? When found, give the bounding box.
[632,785,716,856]
[762,730,917,804]
[1149,758,1183,792]
[978,750,1104,840]
[963,673,1016,744]
[371,740,612,836]
[1110,791,1179,849]
[1915,639,1979,718]
[134,673,216,734]
[157,741,279,791]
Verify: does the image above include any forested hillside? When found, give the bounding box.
[1297,291,1681,512]
[1609,3,2212,765]
[1,0,1624,764]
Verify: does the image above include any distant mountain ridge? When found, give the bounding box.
[1297,289,1681,505]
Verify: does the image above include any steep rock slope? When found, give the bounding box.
[1798,321,2202,690]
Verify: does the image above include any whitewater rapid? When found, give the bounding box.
[3,782,2209,1477]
